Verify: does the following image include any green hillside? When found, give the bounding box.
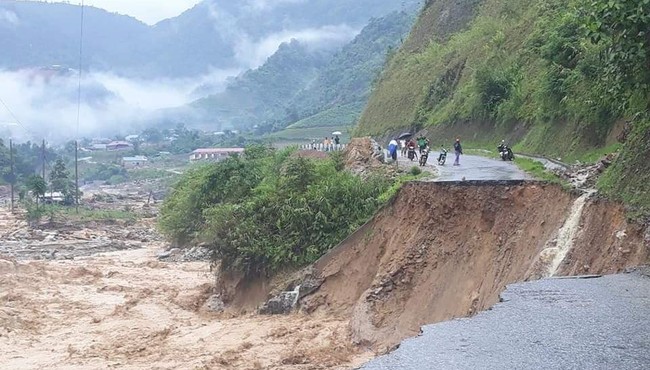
[357,0,649,215]
[288,11,417,123]
[192,40,330,129]
[288,102,365,129]
[191,10,417,132]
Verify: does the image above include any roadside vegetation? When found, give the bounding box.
[357,0,648,153]
[356,0,649,217]
[513,157,566,185]
[26,203,138,225]
[159,145,399,276]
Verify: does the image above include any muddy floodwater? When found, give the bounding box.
[0,236,372,369]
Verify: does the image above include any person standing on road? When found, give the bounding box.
[453,138,463,166]
[400,139,407,157]
[389,139,399,162]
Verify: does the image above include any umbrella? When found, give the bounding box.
[398,132,412,140]
[332,131,342,135]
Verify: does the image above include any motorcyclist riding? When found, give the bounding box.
[419,146,429,166]
[497,140,514,161]
[497,140,507,153]
[417,135,429,154]
[407,140,418,161]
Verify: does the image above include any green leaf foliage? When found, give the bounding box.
[158,145,392,276]
[356,0,649,158]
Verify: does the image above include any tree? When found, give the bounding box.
[26,175,47,207]
[583,0,650,109]
[133,140,141,155]
[141,128,164,143]
[0,140,11,185]
[63,140,80,156]
[49,159,74,204]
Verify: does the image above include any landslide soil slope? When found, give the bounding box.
[302,181,649,351]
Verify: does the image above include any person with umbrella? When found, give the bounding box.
[332,131,342,149]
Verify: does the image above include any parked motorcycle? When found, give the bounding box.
[419,148,429,166]
[438,149,448,165]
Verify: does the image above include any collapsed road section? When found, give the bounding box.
[363,271,650,369]
[219,180,648,354]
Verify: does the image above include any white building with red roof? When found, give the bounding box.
[190,148,245,162]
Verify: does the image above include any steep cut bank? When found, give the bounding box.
[298,181,648,351]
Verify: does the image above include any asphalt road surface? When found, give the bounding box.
[398,152,530,182]
[362,272,650,370]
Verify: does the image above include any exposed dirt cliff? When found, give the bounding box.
[220,181,648,353]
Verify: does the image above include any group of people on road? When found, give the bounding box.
[389,134,463,166]
[311,135,341,151]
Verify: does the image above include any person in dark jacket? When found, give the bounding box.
[453,138,463,166]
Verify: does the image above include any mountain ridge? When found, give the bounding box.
[0,0,422,78]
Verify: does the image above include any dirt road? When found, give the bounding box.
[0,238,371,369]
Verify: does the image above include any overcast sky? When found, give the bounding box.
[25,0,203,25]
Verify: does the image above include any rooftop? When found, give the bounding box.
[123,156,148,161]
[192,148,245,154]
[108,141,133,146]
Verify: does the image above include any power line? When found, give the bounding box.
[0,95,34,139]
[75,0,85,138]
[75,1,85,211]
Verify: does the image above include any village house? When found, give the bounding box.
[107,141,133,151]
[122,156,148,168]
[190,148,245,162]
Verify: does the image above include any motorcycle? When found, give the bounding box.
[407,146,417,161]
[419,148,429,166]
[438,149,448,165]
[498,145,515,161]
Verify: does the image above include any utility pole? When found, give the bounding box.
[75,140,79,213]
[9,139,14,212]
[42,139,46,180]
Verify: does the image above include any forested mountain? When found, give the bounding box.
[0,0,421,78]
[191,40,332,129]
[286,11,416,129]
[190,10,417,132]
[0,2,146,73]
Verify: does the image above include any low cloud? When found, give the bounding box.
[244,0,307,12]
[207,2,358,69]
[234,25,358,68]
[0,9,19,26]
[0,68,238,143]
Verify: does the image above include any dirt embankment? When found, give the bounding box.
[294,182,649,351]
